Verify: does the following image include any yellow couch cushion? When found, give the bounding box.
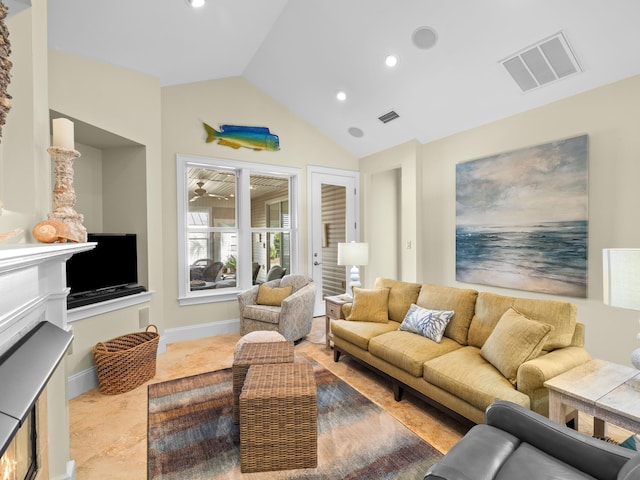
[255,284,293,306]
[331,319,400,350]
[480,307,553,385]
[369,331,462,377]
[242,304,281,324]
[374,278,422,322]
[346,287,390,323]
[424,346,531,412]
[416,284,478,345]
[468,292,576,351]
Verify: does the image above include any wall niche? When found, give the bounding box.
[48,110,149,290]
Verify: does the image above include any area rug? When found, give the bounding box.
[148,360,442,479]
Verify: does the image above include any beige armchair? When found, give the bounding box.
[238,274,316,342]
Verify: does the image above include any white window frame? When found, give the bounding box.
[176,154,300,305]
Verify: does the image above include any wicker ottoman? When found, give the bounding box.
[239,362,317,473]
[233,330,286,356]
[232,340,294,423]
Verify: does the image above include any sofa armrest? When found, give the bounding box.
[486,400,634,480]
[618,455,640,480]
[238,285,260,309]
[280,283,316,314]
[278,283,317,340]
[517,346,592,395]
[424,424,519,480]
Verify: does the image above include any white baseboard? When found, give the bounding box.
[67,460,76,480]
[51,460,76,480]
[68,367,98,399]
[67,318,240,398]
[160,318,240,349]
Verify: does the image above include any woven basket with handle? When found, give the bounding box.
[93,324,159,395]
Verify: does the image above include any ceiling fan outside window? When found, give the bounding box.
[190,181,229,202]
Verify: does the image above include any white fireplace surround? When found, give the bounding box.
[0,242,95,480]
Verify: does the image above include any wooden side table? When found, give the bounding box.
[324,295,349,349]
[544,359,640,437]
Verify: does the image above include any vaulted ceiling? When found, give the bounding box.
[46,0,640,158]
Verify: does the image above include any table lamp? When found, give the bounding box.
[338,241,369,296]
[603,248,640,369]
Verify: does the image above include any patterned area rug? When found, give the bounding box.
[148,360,442,479]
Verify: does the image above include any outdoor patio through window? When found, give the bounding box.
[177,156,299,302]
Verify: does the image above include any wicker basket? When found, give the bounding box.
[93,324,159,395]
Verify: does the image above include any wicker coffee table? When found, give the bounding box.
[232,340,294,423]
[239,362,318,473]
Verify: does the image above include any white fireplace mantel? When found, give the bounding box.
[0,243,94,353]
[0,242,95,480]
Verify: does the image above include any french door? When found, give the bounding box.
[308,166,359,316]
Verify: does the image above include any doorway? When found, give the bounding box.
[308,166,359,316]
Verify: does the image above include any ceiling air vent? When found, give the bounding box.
[501,31,582,93]
[378,110,399,124]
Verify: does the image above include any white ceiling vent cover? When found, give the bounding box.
[501,31,582,93]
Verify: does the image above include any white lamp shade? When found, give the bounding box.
[603,248,640,310]
[338,242,369,266]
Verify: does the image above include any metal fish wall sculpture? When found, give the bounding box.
[203,123,280,151]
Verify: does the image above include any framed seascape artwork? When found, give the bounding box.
[456,134,588,298]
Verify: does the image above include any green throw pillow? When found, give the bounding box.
[480,307,553,385]
[256,284,293,306]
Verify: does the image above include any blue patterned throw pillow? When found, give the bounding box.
[398,304,454,343]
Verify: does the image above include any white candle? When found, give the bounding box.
[52,118,74,149]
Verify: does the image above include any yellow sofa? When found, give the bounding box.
[331,278,592,425]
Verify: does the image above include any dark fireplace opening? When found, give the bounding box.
[0,406,37,480]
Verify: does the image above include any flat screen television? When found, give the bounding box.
[66,233,146,308]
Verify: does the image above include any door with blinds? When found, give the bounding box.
[308,167,359,316]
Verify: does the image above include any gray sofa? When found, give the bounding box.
[425,400,640,480]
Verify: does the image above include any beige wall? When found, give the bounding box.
[368,168,400,280]
[160,77,358,330]
[361,75,640,367]
[102,146,149,288]
[360,139,421,283]
[0,4,50,238]
[68,142,103,232]
[48,50,163,377]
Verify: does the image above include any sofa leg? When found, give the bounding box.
[333,349,341,362]
[393,382,403,402]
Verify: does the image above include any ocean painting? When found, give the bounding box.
[456,135,588,298]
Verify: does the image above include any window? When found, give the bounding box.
[177,155,299,304]
[264,199,290,276]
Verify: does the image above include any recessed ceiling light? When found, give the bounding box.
[336,90,347,102]
[186,0,206,8]
[385,55,398,67]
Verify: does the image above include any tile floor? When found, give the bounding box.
[69,317,631,479]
